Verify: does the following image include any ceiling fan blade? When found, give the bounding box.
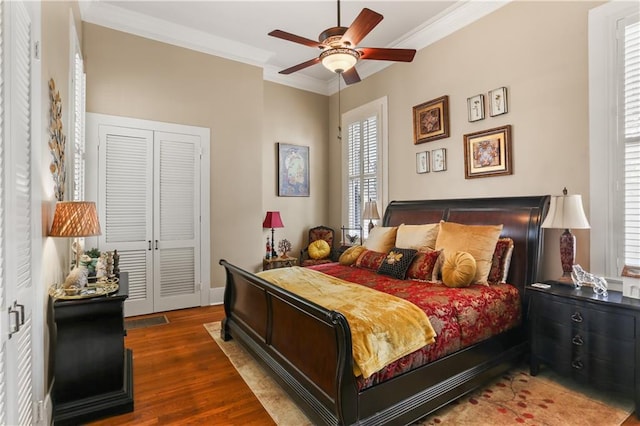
[342,8,383,47]
[342,67,361,85]
[359,47,416,62]
[268,30,324,49]
[279,57,321,75]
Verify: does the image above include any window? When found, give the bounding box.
[69,15,86,201]
[589,3,640,283]
[342,97,388,239]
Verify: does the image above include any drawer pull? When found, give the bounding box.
[572,335,584,346]
[572,360,584,370]
[571,312,583,323]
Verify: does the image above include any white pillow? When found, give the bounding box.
[395,223,439,251]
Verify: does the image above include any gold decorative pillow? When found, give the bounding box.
[363,226,398,254]
[308,239,331,259]
[435,221,503,284]
[442,251,477,288]
[395,223,440,251]
[339,245,366,266]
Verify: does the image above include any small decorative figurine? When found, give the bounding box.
[63,254,91,291]
[266,237,271,260]
[278,239,292,258]
[113,250,120,276]
[571,264,608,296]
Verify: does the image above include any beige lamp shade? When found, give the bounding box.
[362,201,381,221]
[541,194,590,230]
[49,201,102,237]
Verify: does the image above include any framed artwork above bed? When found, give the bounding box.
[463,125,512,179]
[413,96,450,144]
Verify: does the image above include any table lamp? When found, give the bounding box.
[541,188,590,281]
[263,211,284,258]
[363,200,380,233]
[49,201,102,271]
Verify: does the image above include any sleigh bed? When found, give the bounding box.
[220,195,550,425]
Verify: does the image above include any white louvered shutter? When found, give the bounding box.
[3,0,34,423]
[622,17,640,271]
[346,115,378,238]
[153,132,200,311]
[98,125,154,316]
[0,1,6,421]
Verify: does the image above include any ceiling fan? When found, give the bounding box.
[268,0,416,85]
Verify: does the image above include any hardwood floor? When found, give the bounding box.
[87,305,639,426]
[88,305,274,426]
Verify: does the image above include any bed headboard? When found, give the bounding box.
[383,195,550,293]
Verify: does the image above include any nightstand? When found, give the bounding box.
[262,256,298,271]
[527,282,640,416]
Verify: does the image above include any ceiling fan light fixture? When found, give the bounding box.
[320,48,359,74]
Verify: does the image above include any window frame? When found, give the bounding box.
[341,96,389,237]
[69,10,86,202]
[589,1,640,289]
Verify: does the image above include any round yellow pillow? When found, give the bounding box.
[442,251,477,288]
[308,239,331,259]
[339,245,366,266]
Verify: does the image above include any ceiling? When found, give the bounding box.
[79,1,509,95]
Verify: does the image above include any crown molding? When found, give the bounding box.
[80,1,511,96]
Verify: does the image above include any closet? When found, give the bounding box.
[86,113,210,316]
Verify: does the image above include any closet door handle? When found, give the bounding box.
[148,240,152,251]
[155,240,158,250]
[14,302,25,325]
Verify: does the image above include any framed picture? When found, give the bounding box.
[467,94,484,122]
[416,151,429,174]
[413,95,450,144]
[431,148,447,172]
[278,143,309,196]
[463,125,512,179]
[489,87,508,116]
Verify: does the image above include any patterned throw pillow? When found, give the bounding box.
[487,238,515,284]
[406,249,442,281]
[355,249,387,271]
[377,247,418,280]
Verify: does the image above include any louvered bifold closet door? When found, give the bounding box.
[98,125,154,317]
[152,132,201,312]
[3,0,34,423]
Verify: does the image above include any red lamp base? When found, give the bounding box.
[558,229,576,281]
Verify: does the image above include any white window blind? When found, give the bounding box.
[347,115,378,237]
[72,50,85,201]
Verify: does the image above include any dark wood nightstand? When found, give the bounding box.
[527,282,640,416]
[262,256,298,271]
[51,273,134,425]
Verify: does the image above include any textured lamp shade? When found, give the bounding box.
[363,200,381,232]
[542,189,590,281]
[263,211,284,258]
[320,48,359,74]
[50,201,102,237]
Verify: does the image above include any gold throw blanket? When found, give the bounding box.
[257,267,436,378]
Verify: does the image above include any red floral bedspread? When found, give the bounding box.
[308,263,522,390]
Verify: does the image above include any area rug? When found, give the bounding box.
[204,322,632,425]
[124,314,168,330]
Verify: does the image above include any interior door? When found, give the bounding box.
[153,131,201,312]
[1,0,37,423]
[98,125,154,316]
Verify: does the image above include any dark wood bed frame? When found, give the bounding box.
[220,195,550,425]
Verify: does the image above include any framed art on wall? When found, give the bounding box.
[431,148,447,172]
[278,143,309,196]
[489,87,508,116]
[416,151,429,174]
[413,95,450,144]
[467,94,484,122]
[463,125,512,179]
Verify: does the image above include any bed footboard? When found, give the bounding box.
[219,259,359,425]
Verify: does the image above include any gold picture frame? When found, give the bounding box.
[463,125,512,179]
[413,95,449,144]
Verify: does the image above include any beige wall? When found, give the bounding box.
[83,24,330,287]
[262,82,330,258]
[329,1,601,281]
